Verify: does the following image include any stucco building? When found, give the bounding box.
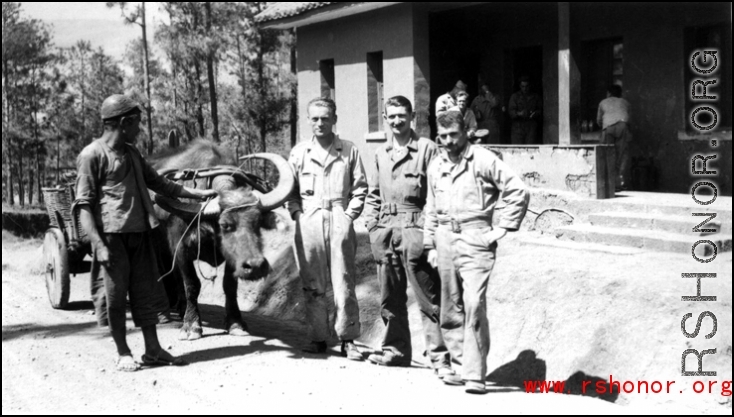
[257,2,731,197]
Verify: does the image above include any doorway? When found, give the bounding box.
[503,45,543,144]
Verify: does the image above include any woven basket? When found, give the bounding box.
[42,184,86,241]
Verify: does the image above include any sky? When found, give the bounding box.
[18,2,168,60]
[19,2,167,24]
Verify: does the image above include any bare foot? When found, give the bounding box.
[116,354,141,372]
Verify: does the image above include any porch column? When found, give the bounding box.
[558,2,580,144]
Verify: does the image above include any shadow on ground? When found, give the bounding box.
[2,321,102,342]
[63,301,95,311]
[176,339,310,365]
[485,349,619,403]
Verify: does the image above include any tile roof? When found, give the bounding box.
[255,2,337,23]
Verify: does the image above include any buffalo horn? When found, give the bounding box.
[239,153,295,211]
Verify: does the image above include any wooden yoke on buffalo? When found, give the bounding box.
[153,165,272,220]
[158,165,272,194]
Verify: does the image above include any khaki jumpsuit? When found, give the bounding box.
[286,137,368,342]
[363,132,450,368]
[424,144,529,381]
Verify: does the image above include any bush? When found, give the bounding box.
[2,208,50,239]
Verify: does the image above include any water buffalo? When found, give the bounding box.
[150,140,295,340]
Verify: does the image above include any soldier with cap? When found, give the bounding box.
[73,94,217,372]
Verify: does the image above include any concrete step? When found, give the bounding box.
[555,224,733,255]
[514,234,645,255]
[531,190,733,225]
[575,198,732,220]
[589,212,731,235]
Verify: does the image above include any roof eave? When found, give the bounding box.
[259,2,403,30]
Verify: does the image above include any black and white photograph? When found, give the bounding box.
[2,2,732,414]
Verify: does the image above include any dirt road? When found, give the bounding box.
[2,229,731,415]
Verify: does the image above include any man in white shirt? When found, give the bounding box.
[597,84,632,191]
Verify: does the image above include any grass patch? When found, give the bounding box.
[2,230,42,250]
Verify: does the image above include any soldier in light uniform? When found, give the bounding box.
[363,96,454,378]
[286,97,368,361]
[424,110,529,394]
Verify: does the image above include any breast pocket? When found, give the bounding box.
[100,182,131,225]
[101,182,128,209]
[328,160,347,196]
[299,171,315,197]
[461,174,483,207]
[403,171,424,202]
[434,174,451,214]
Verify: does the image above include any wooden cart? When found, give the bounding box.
[41,183,91,309]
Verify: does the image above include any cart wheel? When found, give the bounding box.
[43,228,70,309]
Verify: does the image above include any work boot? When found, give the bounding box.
[465,380,487,394]
[302,341,328,354]
[341,340,364,361]
[367,350,411,367]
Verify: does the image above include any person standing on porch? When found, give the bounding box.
[471,84,503,144]
[286,97,368,361]
[508,76,542,144]
[436,80,468,116]
[597,84,632,191]
[456,91,478,141]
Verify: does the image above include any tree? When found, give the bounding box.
[289,28,297,148]
[107,1,155,154]
[66,41,92,144]
[2,3,21,204]
[59,44,124,155]
[2,2,54,206]
[247,3,293,177]
[157,2,210,141]
[213,2,294,178]
[204,2,220,143]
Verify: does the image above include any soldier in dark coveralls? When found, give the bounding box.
[363,96,454,378]
[73,95,217,372]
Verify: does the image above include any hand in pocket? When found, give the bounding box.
[481,228,507,247]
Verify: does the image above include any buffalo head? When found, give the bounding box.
[160,153,295,281]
